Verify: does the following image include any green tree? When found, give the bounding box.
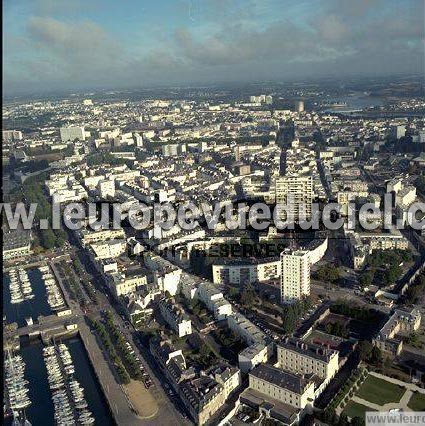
[240,283,256,307]
[282,308,296,334]
[338,412,349,426]
[357,340,373,361]
[370,346,383,365]
[351,416,365,426]
[54,228,67,247]
[41,228,56,249]
[323,408,337,425]
[316,264,340,283]
[359,271,374,288]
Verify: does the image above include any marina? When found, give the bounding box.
[43,343,94,425]
[4,351,32,425]
[37,266,66,312]
[4,339,113,426]
[3,269,53,328]
[8,269,34,305]
[3,266,113,426]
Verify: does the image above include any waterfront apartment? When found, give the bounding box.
[180,376,224,425]
[106,269,148,298]
[206,363,241,400]
[150,337,234,425]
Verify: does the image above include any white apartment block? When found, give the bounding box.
[212,259,281,285]
[373,308,421,355]
[60,126,86,142]
[238,342,269,374]
[228,312,266,346]
[280,250,311,303]
[3,130,23,141]
[107,272,147,298]
[153,269,181,296]
[396,186,416,207]
[198,281,232,320]
[275,176,313,222]
[208,364,241,400]
[80,228,125,245]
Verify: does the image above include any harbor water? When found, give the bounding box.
[3,269,52,327]
[3,269,114,425]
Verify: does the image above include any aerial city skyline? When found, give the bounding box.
[3,2,425,426]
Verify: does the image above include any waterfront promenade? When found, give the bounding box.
[50,256,187,425]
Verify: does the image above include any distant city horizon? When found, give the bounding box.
[3,72,424,101]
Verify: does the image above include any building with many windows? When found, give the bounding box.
[60,126,86,142]
[277,337,339,384]
[275,176,313,223]
[212,259,281,285]
[280,250,310,303]
[3,230,31,260]
[246,363,315,410]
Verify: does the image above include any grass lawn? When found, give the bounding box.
[343,401,375,420]
[356,375,405,406]
[408,392,425,411]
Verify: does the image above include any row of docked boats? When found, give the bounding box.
[8,269,34,304]
[38,266,66,311]
[4,352,32,415]
[43,344,94,425]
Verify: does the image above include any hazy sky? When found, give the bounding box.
[3,0,424,94]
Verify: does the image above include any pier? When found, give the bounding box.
[4,312,80,346]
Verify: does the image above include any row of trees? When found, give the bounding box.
[357,341,383,365]
[72,259,97,303]
[22,179,66,249]
[358,249,412,287]
[90,318,131,384]
[366,249,411,269]
[86,152,129,167]
[103,312,143,380]
[330,301,382,323]
[414,175,425,193]
[325,322,349,339]
[57,261,89,306]
[320,367,369,426]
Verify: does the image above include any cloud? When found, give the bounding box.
[33,0,99,16]
[22,17,126,87]
[3,0,425,94]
